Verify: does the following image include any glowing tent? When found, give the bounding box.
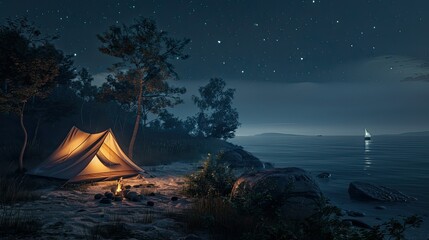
[28,126,144,182]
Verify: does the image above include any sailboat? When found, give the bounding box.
[364,129,372,140]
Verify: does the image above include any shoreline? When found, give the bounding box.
[2,159,428,239]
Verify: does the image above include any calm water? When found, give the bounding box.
[231,135,429,236]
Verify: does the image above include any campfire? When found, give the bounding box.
[115,177,124,196]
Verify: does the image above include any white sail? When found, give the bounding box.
[365,129,371,138]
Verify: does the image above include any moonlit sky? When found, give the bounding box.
[1,0,429,135]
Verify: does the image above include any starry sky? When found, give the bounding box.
[1,0,429,135]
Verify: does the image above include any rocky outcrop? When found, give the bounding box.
[348,181,417,202]
[218,148,264,168]
[231,167,323,220]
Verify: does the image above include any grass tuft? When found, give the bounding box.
[0,207,42,237]
[0,175,41,204]
[88,216,131,240]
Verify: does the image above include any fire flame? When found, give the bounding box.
[115,177,123,195]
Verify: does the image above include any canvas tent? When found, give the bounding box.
[28,126,144,182]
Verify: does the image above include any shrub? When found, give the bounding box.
[184,153,236,197]
[0,174,41,204]
[0,207,42,237]
[88,217,131,240]
[181,197,256,239]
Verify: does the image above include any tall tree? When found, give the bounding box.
[97,17,189,158]
[71,68,98,126]
[192,78,240,139]
[0,18,67,172]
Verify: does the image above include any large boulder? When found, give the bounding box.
[231,167,323,220]
[218,148,263,168]
[348,181,417,202]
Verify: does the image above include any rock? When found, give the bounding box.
[94,193,103,200]
[133,185,140,188]
[147,201,154,206]
[148,192,155,196]
[114,196,123,202]
[317,172,331,179]
[375,205,386,210]
[177,234,202,240]
[231,167,323,220]
[263,162,274,169]
[347,210,366,217]
[348,181,417,202]
[171,196,179,201]
[104,192,114,200]
[342,219,373,229]
[99,198,112,204]
[218,148,264,169]
[124,185,132,190]
[342,220,353,227]
[126,191,139,201]
[123,189,130,196]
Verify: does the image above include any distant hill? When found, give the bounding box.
[398,131,429,136]
[252,132,300,137]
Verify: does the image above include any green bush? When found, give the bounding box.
[184,153,236,197]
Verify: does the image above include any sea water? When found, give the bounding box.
[231,135,429,238]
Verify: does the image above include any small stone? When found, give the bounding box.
[125,185,132,190]
[317,172,331,179]
[148,192,155,196]
[171,196,179,201]
[99,198,112,204]
[146,184,155,188]
[126,191,138,200]
[133,185,140,188]
[375,205,386,210]
[104,192,114,200]
[263,162,274,169]
[147,201,154,207]
[94,193,103,200]
[131,197,140,202]
[347,210,366,217]
[114,196,123,202]
[342,220,353,227]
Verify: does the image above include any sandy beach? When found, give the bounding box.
[3,162,204,240]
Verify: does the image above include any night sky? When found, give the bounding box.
[1,0,429,135]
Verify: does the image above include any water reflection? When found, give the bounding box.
[364,140,372,171]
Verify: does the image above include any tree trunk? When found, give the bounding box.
[18,101,28,172]
[128,79,143,159]
[31,117,41,146]
[80,100,85,127]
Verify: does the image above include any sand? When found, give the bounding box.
[3,162,204,240]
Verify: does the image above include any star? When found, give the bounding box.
[217,40,221,44]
